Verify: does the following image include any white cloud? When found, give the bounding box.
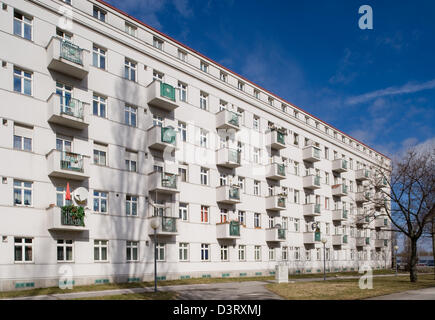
[173,0,193,17]
[346,79,435,105]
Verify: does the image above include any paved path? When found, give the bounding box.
[366,287,435,300]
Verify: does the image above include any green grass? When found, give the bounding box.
[267,274,435,300]
[74,291,178,300]
[0,276,273,299]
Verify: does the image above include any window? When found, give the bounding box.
[125,151,137,172]
[238,211,245,225]
[126,241,138,261]
[179,203,188,221]
[13,124,32,151]
[238,245,246,261]
[253,148,260,164]
[178,82,187,102]
[201,244,210,261]
[14,180,32,206]
[295,247,300,260]
[238,177,245,192]
[253,116,259,131]
[153,114,163,127]
[254,213,261,228]
[254,246,261,261]
[282,217,288,230]
[153,70,164,82]
[92,94,106,118]
[254,90,260,99]
[94,240,108,261]
[282,247,288,261]
[156,243,165,261]
[254,180,260,196]
[56,186,73,207]
[220,245,229,261]
[293,133,299,146]
[178,121,187,142]
[14,237,33,262]
[153,37,163,50]
[178,167,187,182]
[316,248,321,260]
[57,240,73,262]
[220,208,228,223]
[219,100,227,111]
[13,67,32,95]
[93,191,108,213]
[238,81,244,91]
[126,195,138,216]
[93,143,107,166]
[293,161,299,175]
[294,190,300,204]
[56,28,72,41]
[200,61,208,73]
[124,105,137,127]
[269,248,275,261]
[125,23,137,36]
[14,11,32,40]
[220,72,227,82]
[324,147,329,159]
[124,59,136,81]
[268,97,274,106]
[200,205,209,223]
[200,167,209,185]
[179,243,189,261]
[200,92,208,110]
[294,218,300,232]
[220,173,227,186]
[93,6,106,22]
[325,172,329,185]
[92,45,106,69]
[200,129,208,148]
[178,50,187,62]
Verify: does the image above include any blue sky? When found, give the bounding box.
[105,0,435,158]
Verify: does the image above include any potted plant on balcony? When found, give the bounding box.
[61,204,85,226]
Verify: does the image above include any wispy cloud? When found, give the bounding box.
[173,0,193,18]
[346,79,435,105]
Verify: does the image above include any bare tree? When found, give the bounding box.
[364,147,435,282]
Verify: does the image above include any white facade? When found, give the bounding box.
[0,0,392,291]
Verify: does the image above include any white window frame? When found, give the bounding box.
[14,237,33,263]
[94,240,108,261]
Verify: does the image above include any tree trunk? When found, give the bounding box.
[409,238,418,282]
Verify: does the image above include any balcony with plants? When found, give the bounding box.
[47,93,89,130]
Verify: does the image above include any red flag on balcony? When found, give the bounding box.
[65,182,71,201]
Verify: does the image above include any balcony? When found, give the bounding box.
[303,175,321,189]
[265,228,286,242]
[265,163,286,180]
[356,237,370,247]
[375,239,388,248]
[148,172,179,194]
[356,191,371,203]
[216,109,240,131]
[356,213,370,225]
[216,185,241,204]
[216,148,241,168]
[148,215,178,236]
[216,221,241,239]
[147,125,177,151]
[46,37,89,79]
[303,203,321,217]
[375,216,389,228]
[332,209,348,221]
[374,194,385,208]
[303,231,321,244]
[332,158,348,173]
[302,145,321,162]
[265,195,286,211]
[332,235,348,246]
[46,149,89,180]
[266,130,286,150]
[47,93,89,130]
[331,184,348,197]
[375,176,389,189]
[146,81,179,111]
[355,169,371,181]
[47,206,88,232]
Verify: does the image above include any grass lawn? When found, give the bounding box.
[288,269,400,279]
[74,291,178,300]
[0,276,272,299]
[267,274,435,300]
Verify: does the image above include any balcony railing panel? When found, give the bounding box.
[60,40,83,65]
[160,83,176,101]
[60,151,84,172]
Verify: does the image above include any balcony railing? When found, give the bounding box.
[61,205,85,227]
[228,149,241,164]
[60,40,84,65]
[277,197,286,208]
[277,131,285,144]
[161,126,177,145]
[159,82,176,101]
[277,228,286,240]
[229,221,240,237]
[58,95,84,120]
[161,173,177,189]
[228,187,240,201]
[343,235,348,244]
[314,204,321,214]
[161,216,177,233]
[60,151,84,172]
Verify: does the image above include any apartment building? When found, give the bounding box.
[0,0,392,291]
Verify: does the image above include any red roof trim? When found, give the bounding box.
[95,0,390,160]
